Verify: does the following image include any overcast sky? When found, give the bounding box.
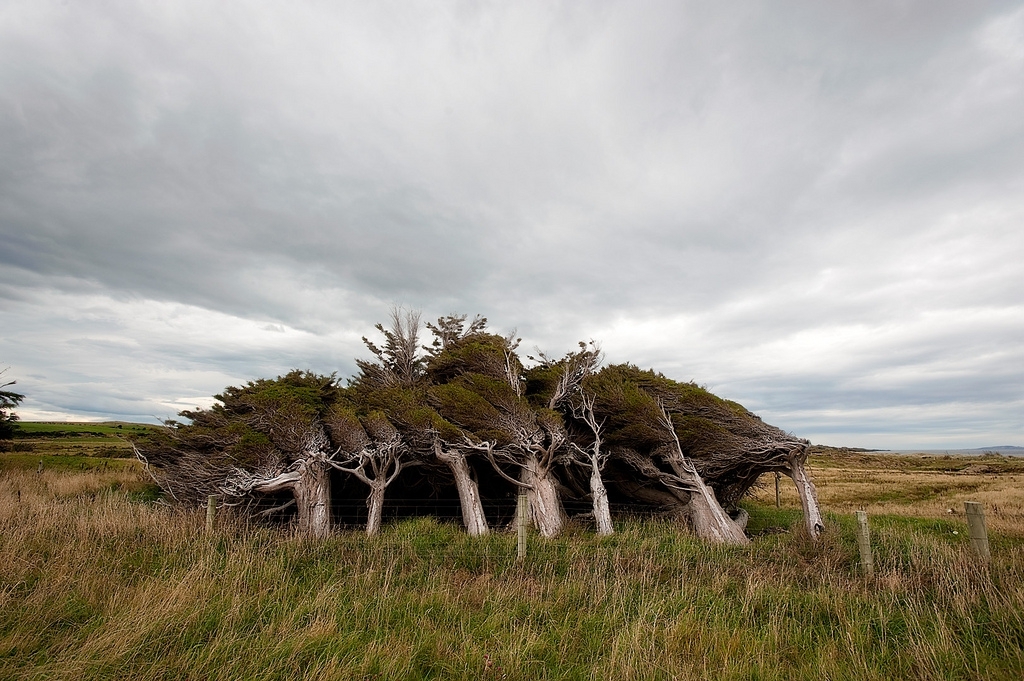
[2,1,1022,449]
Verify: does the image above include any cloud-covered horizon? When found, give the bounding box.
[2,1,1023,448]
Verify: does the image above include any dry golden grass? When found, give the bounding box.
[747,452,1024,537]
[1,454,1023,679]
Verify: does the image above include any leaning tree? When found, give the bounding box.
[136,311,825,542]
[573,364,821,540]
[351,311,495,536]
[136,370,345,537]
[425,328,580,538]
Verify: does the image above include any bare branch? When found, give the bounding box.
[254,499,297,517]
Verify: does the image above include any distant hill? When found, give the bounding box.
[968,445,1024,451]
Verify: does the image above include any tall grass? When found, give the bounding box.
[1,468,1022,680]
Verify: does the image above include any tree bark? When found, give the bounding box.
[523,454,565,538]
[437,448,489,536]
[249,455,333,539]
[731,507,750,533]
[685,478,749,544]
[366,482,386,537]
[655,404,747,544]
[294,456,332,538]
[788,457,824,539]
[590,466,614,536]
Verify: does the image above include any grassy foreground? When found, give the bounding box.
[2,462,1023,679]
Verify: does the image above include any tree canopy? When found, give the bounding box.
[136,312,822,542]
[1,368,25,440]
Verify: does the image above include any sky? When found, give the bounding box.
[1,0,1022,449]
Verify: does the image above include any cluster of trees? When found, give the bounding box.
[137,312,823,544]
[1,368,24,440]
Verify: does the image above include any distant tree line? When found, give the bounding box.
[135,311,823,544]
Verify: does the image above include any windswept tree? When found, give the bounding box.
[358,307,425,388]
[136,311,825,543]
[353,311,492,536]
[330,409,406,536]
[580,364,820,540]
[427,329,573,537]
[567,390,613,535]
[575,365,748,543]
[526,342,612,534]
[136,371,344,537]
[621,366,822,538]
[1,368,24,440]
[654,401,749,543]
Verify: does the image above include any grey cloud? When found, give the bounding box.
[2,1,1022,447]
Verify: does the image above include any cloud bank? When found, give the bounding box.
[2,1,1022,447]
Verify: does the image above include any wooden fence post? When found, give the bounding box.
[774,472,781,508]
[964,501,990,561]
[517,492,528,562]
[855,510,873,576]
[206,495,217,534]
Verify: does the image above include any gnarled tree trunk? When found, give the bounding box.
[657,404,748,545]
[570,391,614,535]
[293,455,332,538]
[590,466,614,536]
[248,452,333,539]
[436,446,489,536]
[366,481,386,536]
[523,454,565,538]
[685,480,748,544]
[333,429,405,538]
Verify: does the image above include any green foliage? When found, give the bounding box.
[523,362,563,406]
[357,308,425,388]
[424,332,514,384]
[423,313,487,357]
[135,312,805,515]
[1,370,25,440]
[174,370,344,456]
[580,364,669,454]
[428,381,508,444]
[136,371,352,501]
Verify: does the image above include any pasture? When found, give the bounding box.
[1,429,1021,680]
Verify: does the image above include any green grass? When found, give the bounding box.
[2,421,158,459]
[0,454,138,472]
[13,421,157,437]
[2,468,1022,680]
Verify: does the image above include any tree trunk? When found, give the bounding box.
[523,454,565,538]
[293,457,332,539]
[612,478,688,517]
[788,457,824,539]
[661,445,747,545]
[685,477,749,545]
[438,451,489,536]
[590,466,614,536]
[731,507,750,533]
[366,482,386,537]
[251,462,331,539]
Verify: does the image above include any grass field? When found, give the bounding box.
[1,438,1022,680]
[13,422,156,436]
[2,421,158,459]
